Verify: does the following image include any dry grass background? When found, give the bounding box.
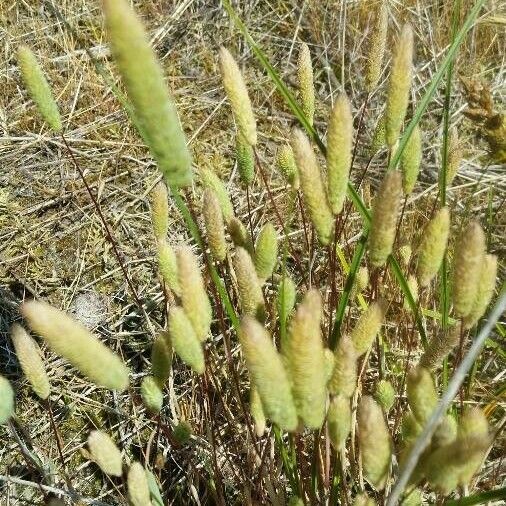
[0,0,505,504]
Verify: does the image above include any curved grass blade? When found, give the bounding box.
[444,487,506,506]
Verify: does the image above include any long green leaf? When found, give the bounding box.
[443,487,506,506]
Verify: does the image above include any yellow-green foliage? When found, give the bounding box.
[150,181,169,241]
[250,386,266,437]
[219,47,257,146]
[239,317,297,431]
[127,462,151,506]
[328,395,351,449]
[358,396,392,490]
[157,239,181,296]
[365,1,388,92]
[177,247,212,341]
[452,221,486,317]
[22,300,129,391]
[401,125,422,194]
[354,493,376,506]
[385,24,414,147]
[350,299,387,356]
[328,336,357,397]
[403,275,419,311]
[11,324,50,400]
[236,133,255,186]
[374,379,395,412]
[168,307,205,374]
[87,430,123,477]
[291,128,334,245]
[276,275,296,324]
[254,222,278,282]
[140,376,163,413]
[151,334,172,387]
[297,43,315,126]
[419,326,460,370]
[276,144,299,188]
[200,168,235,224]
[416,207,450,287]
[326,93,353,214]
[0,376,14,424]
[285,289,327,428]
[368,170,403,267]
[233,247,265,319]
[464,254,498,329]
[103,0,192,187]
[407,367,438,425]
[203,189,227,262]
[17,45,62,132]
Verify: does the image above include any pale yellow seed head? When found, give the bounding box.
[365,1,388,92]
[219,47,257,146]
[297,43,315,126]
[326,93,353,214]
[157,239,181,297]
[407,367,438,425]
[351,266,369,300]
[21,300,129,391]
[11,324,50,400]
[328,395,351,449]
[328,336,357,397]
[254,222,278,282]
[228,217,254,253]
[353,493,376,506]
[0,376,14,425]
[140,375,163,413]
[250,386,266,437]
[401,124,422,195]
[233,247,265,320]
[276,144,299,189]
[203,189,227,262]
[150,181,169,241]
[103,0,192,187]
[446,126,462,186]
[151,333,172,387]
[403,275,419,311]
[87,430,123,477]
[375,379,396,413]
[350,299,387,356]
[291,128,334,245]
[127,462,151,506]
[200,168,235,224]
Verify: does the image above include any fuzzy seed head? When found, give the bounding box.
[0,376,14,424]
[236,133,255,186]
[228,217,254,253]
[371,114,386,154]
[374,379,395,412]
[351,299,387,356]
[140,376,163,413]
[403,275,419,311]
[326,93,353,214]
[200,168,235,224]
[446,126,462,186]
[328,336,357,397]
[127,462,151,506]
[285,289,327,428]
[463,254,498,329]
[324,348,336,383]
[416,207,450,287]
[22,300,129,390]
[254,222,278,282]
[250,386,266,436]
[368,170,403,267]
[297,43,315,126]
[452,221,486,317]
[351,266,369,300]
[433,414,458,448]
[219,47,257,145]
[233,247,265,320]
[407,367,438,425]
[399,243,412,268]
[157,239,181,296]
[419,325,460,370]
[151,334,172,387]
[365,1,388,92]
[328,395,351,449]
[291,128,334,245]
[103,0,191,187]
[203,189,227,262]
[353,493,376,506]
[358,396,392,490]
[11,324,50,400]
[173,420,193,444]
[87,430,123,477]
[239,317,298,431]
[385,24,414,147]
[177,247,212,341]
[150,181,169,241]
[277,276,297,324]
[401,124,422,194]
[168,306,205,374]
[276,144,299,188]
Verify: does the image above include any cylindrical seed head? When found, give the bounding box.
[399,243,412,268]
[358,396,392,490]
[140,375,163,413]
[239,317,298,431]
[416,207,450,287]
[368,170,403,267]
[385,24,414,147]
[407,367,438,425]
[150,181,169,241]
[157,239,181,296]
[452,221,486,317]
[328,336,357,397]
[177,247,212,341]
[233,247,265,320]
[350,299,387,356]
[291,128,334,245]
[446,126,462,186]
[21,300,129,391]
[353,493,376,506]
[203,189,227,262]
[173,420,193,444]
[419,325,460,370]
[219,47,257,146]
[103,0,192,187]
[11,324,50,400]
[324,348,336,383]
[236,133,255,186]
[371,113,386,154]
[151,333,172,387]
[403,275,419,311]
[168,306,205,374]
[326,93,353,214]
[228,217,254,253]
[0,376,14,424]
[276,144,299,189]
[87,430,123,477]
[374,379,395,412]
[433,414,458,448]
[285,289,327,429]
[401,124,422,195]
[127,462,151,506]
[276,275,297,325]
[200,168,235,224]
[351,266,369,300]
[250,386,266,437]
[365,1,388,92]
[297,43,315,126]
[254,222,278,282]
[328,395,351,449]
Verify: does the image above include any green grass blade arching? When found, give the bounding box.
[444,487,506,506]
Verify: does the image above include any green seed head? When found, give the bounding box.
[351,266,369,300]
[236,133,255,186]
[11,324,50,400]
[228,217,254,253]
[452,221,486,317]
[151,333,172,387]
[203,189,227,262]
[403,489,423,506]
[328,395,351,449]
[250,386,266,436]
[285,289,327,429]
[150,181,169,241]
[17,45,62,132]
[358,396,392,490]
[399,243,412,268]
[276,275,297,325]
[233,247,265,320]
[407,367,438,425]
[0,376,14,424]
[127,462,151,506]
[173,420,193,444]
[254,222,278,282]
[103,0,192,187]
[368,170,403,267]
[276,144,299,189]
[446,126,462,186]
[374,379,395,413]
[401,412,422,444]
[401,124,422,195]
[328,336,357,398]
[22,300,129,391]
[200,168,235,224]
[297,43,315,126]
[350,299,387,356]
[140,375,163,413]
[371,113,386,154]
[326,93,353,214]
[416,207,450,287]
[403,275,419,311]
[291,128,334,245]
[433,414,458,448]
[219,47,257,146]
[353,493,376,506]
[87,430,123,477]
[365,1,388,92]
[157,239,181,297]
[239,316,298,432]
[168,306,205,374]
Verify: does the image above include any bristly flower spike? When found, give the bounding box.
[254,222,278,282]
[401,124,422,195]
[87,430,123,477]
[203,189,227,262]
[150,181,169,241]
[365,1,388,92]
[297,43,315,126]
